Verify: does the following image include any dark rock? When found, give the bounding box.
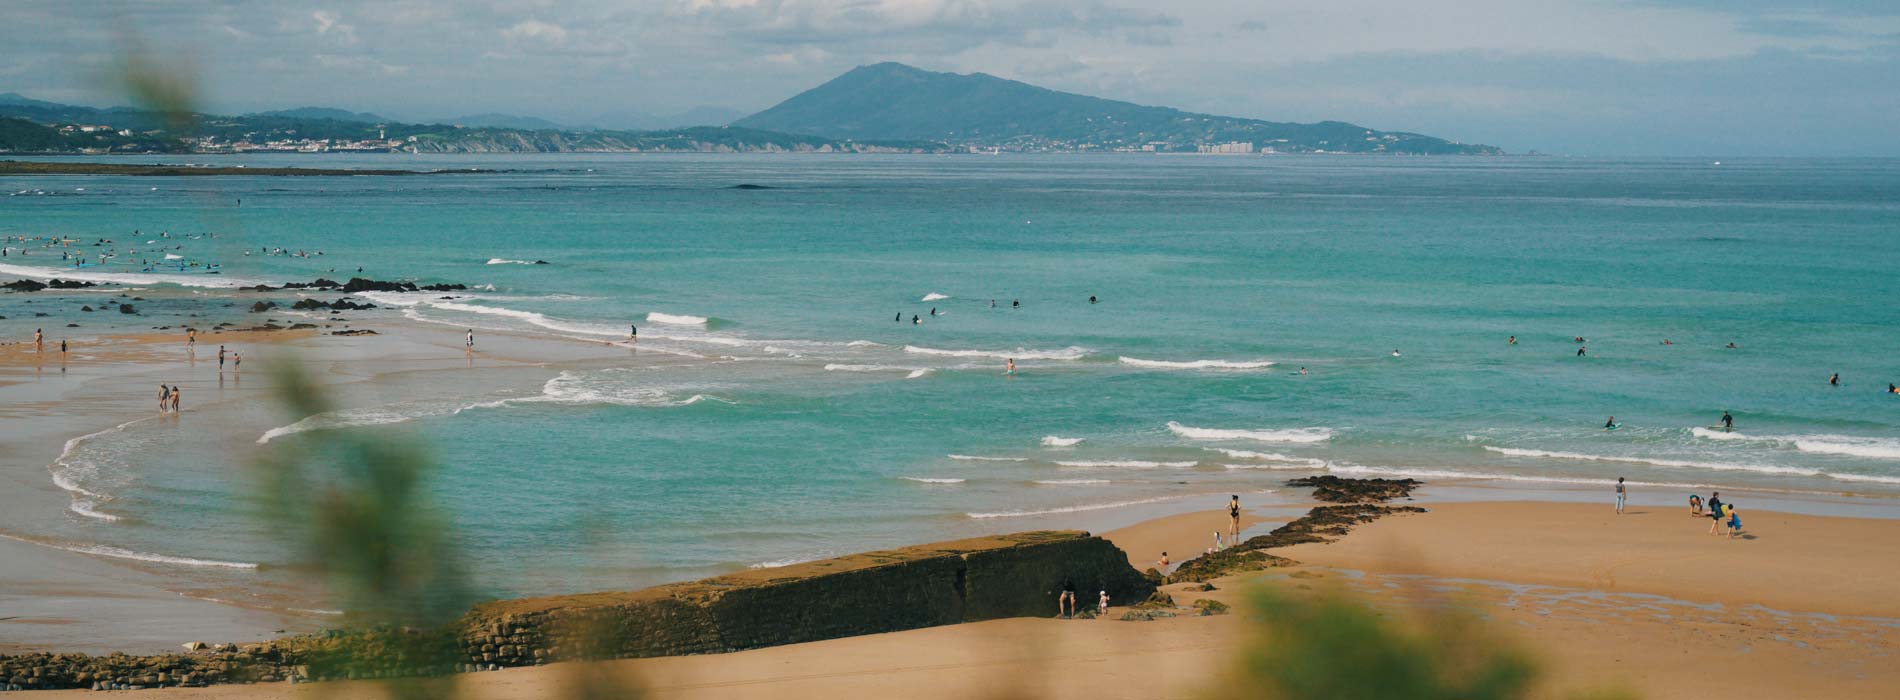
[1286,475,1422,504]
[47,279,98,289]
[118,303,136,314]
[249,301,277,313]
[80,305,93,312]
[3,279,48,292]
[1191,599,1229,616]
[66,323,78,327]
[532,260,549,265]
[330,329,379,336]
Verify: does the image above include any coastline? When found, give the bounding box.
[3,320,1899,698]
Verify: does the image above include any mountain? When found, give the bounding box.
[249,107,390,123]
[736,62,1499,155]
[444,113,566,130]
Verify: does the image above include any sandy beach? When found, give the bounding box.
[11,498,1898,699]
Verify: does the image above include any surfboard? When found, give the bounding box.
[1605,423,1621,431]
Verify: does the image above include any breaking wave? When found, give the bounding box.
[1118,357,1274,370]
[1041,436,1083,447]
[904,345,1090,361]
[1167,422,1333,444]
[1481,446,1819,476]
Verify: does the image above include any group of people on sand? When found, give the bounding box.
[1689,491,1744,539]
[1617,479,1744,538]
[1056,494,1244,619]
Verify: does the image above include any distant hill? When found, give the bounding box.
[444,113,566,130]
[249,106,390,123]
[736,62,1499,155]
[0,95,945,155]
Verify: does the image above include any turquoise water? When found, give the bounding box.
[4,154,1900,608]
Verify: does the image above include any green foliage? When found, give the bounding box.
[1213,586,1541,700]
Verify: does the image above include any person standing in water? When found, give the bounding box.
[217,345,226,372]
[232,352,241,372]
[912,314,920,325]
[1005,358,1016,375]
[158,384,170,413]
[1829,373,1839,386]
[629,325,637,343]
[895,312,903,322]
[1011,299,1020,309]
[1614,477,1627,514]
[34,328,43,351]
[1720,410,1733,430]
[465,329,475,353]
[1089,295,1098,304]
[170,385,180,412]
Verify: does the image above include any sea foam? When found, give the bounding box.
[1041,436,1083,447]
[905,345,1090,361]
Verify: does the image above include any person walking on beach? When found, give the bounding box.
[158,384,170,413]
[1058,578,1077,619]
[465,329,475,353]
[1707,492,1725,534]
[629,324,637,343]
[232,352,241,372]
[186,328,195,351]
[1228,495,1242,544]
[169,385,180,412]
[217,345,226,371]
[34,328,43,351]
[1725,505,1742,539]
[1614,477,1627,514]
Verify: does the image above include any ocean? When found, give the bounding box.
[4,153,1899,609]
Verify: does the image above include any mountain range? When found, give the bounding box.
[0,65,1498,155]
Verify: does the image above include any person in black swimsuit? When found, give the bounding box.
[1058,578,1077,618]
[1227,495,1242,545]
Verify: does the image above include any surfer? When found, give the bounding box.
[1829,373,1839,386]
[930,307,937,316]
[1719,411,1733,431]
[1577,347,1587,356]
[1089,295,1098,304]
[1012,299,1020,309]
[895,312,903,322]
[1726,341,1738,349]
[989,299,996,309]
[1605,416,1617,429]
[1890,383,1898,394]
[1391,349,1402,357]
[912,315,920,325]
[1508,335,1516,345]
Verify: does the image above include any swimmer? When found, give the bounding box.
[1726,341,1738,349]
[1011,299,1020,309]
[1005,358,1016,375]
[1391,349,1401,357]
[1507,335,1516,345]
[1829,373,1839,386]
[1299,367,1308,376]
[989,299,996,309]
[1089,295,1098,304]
[1662,339,1673,345]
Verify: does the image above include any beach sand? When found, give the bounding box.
[23,500,1900,699]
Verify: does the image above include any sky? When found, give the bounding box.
[2,0,1898,155]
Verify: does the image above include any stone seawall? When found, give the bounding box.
[0,530,1151,690]
[461,530,1153,666]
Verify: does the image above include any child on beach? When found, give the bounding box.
[1726,506,1742,539]
[1098,590,1110,616]
[170,386,180,412]
[1155,551,1170,572]
[1689,494,1703,516]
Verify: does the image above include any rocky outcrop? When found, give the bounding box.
[292,298,377,311]
[269,277,466,293]
[1166,477,1427,584]
[3,278,99,292]
[1286,475,1421,503]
